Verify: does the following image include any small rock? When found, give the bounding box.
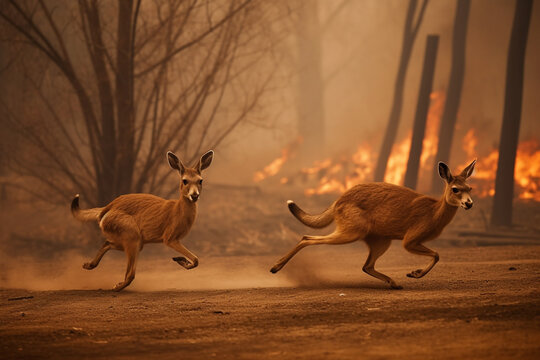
[20,312,25,317]
[508,267,517,271]
[339,293,346,297]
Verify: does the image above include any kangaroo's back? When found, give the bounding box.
[335,182,437,240]
[337,182,423,213]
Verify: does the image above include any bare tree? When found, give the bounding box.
[491,0,533,227]
[0,0,285,206]
[404,35,439,190]
[431,0,470,194]
[374,0,428,182]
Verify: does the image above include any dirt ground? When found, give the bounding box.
[1,244,540,360]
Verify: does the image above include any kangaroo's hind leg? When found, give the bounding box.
[100,212,142,291]
[113,239,140,291]
[83,242,112,270]
[362,238,401,289]
[270,230,358,273]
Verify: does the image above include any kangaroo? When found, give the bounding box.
[71,150,214,291]
[270,160,476,289]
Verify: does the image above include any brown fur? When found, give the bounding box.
[71,150,214,291]
[271,160,477,289]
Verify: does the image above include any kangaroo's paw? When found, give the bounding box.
[83,262,96,270]
[173,257,192,269]
[406,269,424,278]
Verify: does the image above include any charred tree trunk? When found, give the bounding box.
[404,35,439,190]
[374,0,428,182]
[491,0,533,228]
[431,0,470,194]
[296,0,325,164]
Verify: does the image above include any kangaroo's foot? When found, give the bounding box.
[406,269,425,278]
[389,281,403,290]
[112,277,135,292]
[113,282,128,291]
[173,257,198,269]
[83,262,97,270]
[270,261,284,274]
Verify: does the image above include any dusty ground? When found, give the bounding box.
[1,244,540,359]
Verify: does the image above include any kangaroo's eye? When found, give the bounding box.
[199,179,203,185]
[182,179,188,185]
[452,187,459,193]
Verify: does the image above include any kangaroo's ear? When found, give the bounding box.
[167,151,185,174]
[438,162,453,183]
[198,150,214,173]
[460,159,476,178]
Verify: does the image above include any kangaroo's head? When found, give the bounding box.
[438,159,476,210]
[167,150,214,203]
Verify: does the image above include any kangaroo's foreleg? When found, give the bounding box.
[83,242,112,270]
[362,239,401,289]
[270,231,357,273]
[403,241,439,278]
[166,241,199,269]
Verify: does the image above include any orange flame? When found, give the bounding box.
[253,90,540,202]
[253,136,303,183]
[460,129,540,201]
[384,91,445,185]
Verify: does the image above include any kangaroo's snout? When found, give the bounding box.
[462,199,473,210]
[189,193,199,202]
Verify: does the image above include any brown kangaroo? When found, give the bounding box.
[71,150,214,291]
[270,160,476,289]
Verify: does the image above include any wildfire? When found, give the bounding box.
[253,91,540,202]
[253,136,303,183]
[459,129,540,201]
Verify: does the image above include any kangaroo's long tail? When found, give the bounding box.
[287,200,335,228]
[71,194,104,222]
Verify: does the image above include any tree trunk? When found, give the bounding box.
[491,0,533,228]
[374,0,428,182]
[115,0,135,199]
[404,35,439,190]
[296,0,325,164]
[431,0,470,194]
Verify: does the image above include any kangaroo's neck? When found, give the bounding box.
[177,196,197,220]
[433,196,458,229]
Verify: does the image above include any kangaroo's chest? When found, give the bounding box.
[165,209,197,240]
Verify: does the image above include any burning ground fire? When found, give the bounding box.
[254,91,540,201]
[253,136,303,183]
[459,129,540,201]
